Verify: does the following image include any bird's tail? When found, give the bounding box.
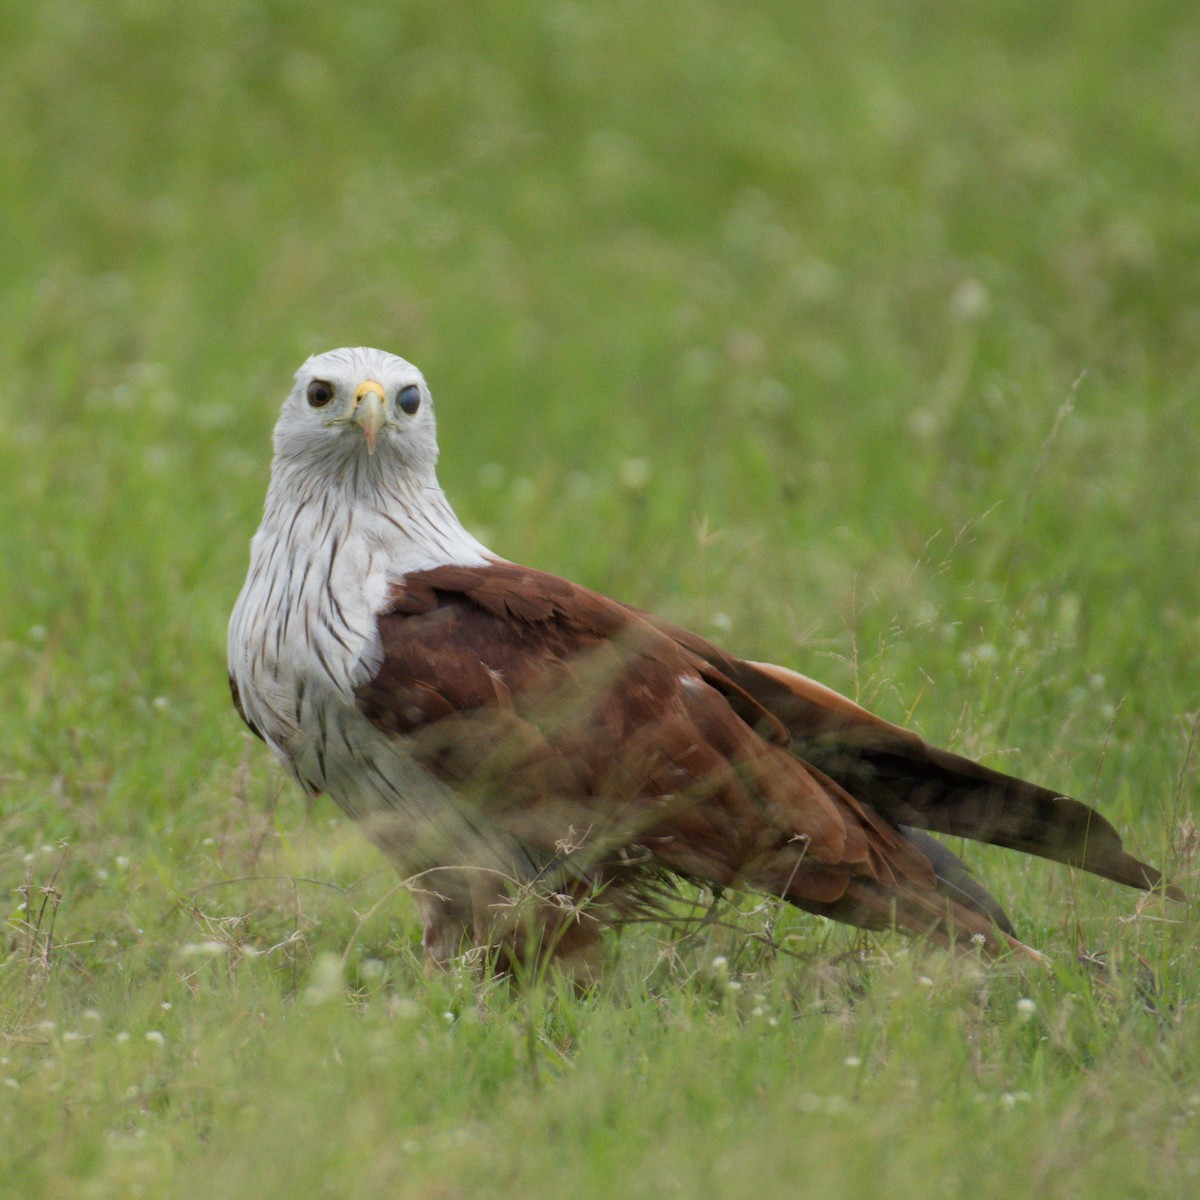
[710,657,1182,901]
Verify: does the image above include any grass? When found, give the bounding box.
[2,0,1199,1195]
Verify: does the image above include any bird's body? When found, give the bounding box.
[229,348,1176,974]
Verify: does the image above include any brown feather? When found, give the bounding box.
[353,562,1181,962]
[695,656,1179,898]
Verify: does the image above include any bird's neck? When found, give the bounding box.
[261,453,492,579]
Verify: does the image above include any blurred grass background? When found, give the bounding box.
[2,2,1199,1197]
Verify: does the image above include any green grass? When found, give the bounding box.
[3,1,1200,1195]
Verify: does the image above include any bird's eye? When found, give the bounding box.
[306,379,335,408]
[397,384,421,415]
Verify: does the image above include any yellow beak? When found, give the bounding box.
[353,380,387,455]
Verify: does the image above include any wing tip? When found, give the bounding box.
[1094,853,1187,903]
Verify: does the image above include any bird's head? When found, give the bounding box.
[272,347,438,475]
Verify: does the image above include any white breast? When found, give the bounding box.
[227,473,490,803]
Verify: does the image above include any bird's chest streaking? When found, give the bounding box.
[229,469,489,799]
[228,498,394,790]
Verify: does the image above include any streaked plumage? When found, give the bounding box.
[229,347,1178,974]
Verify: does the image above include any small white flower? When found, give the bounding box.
[618,458,651,491]
[844,1055,862,1068]
[181,941,227,959]
[115,1031,130,1044]
[302,952,344,1005]
[144,1031,166,1047]
[1015,997,1037,1022]
[950,279,989,321]
[160,1002,172,1011]
[908,409,939,440]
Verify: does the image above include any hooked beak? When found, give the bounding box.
[353,380,387,455]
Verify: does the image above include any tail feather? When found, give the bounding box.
[898,824,1017,936]
[830,739,1181,898]
[789,871,1044,961]
[706,657,1183,901]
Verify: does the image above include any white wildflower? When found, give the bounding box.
[181,941,228,959]
[302,953,344,1006]
[618,458,651,492]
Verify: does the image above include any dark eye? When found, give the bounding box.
[397,384,421,415]
[306,379,335,408]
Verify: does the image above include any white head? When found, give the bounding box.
[272,347,439,477]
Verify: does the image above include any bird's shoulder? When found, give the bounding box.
[355,559,820,753]
[379,559,628,634]
[355,560,694,729]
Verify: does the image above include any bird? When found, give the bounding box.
[228,347,1178,977]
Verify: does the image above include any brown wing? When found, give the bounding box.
[357,562,1114,950]
[644,632,1179,899]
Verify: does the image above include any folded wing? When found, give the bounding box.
[353,561,1178,958]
